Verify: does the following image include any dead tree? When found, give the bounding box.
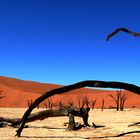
[0,109,67,127]
[106,28,140,41]
[43,102,48,108]
[108,90,127,111]
[27,100,33,107]
[101,99,105,111]
[108,90,121,111]
[120,93,127,111]
[84,96,90,108]
[91,99,96,109]
[58,101,64,109]
[67,98,74,107]
[77,97,81,108]
[46,97,54,109]
[15,80,140,137]
[0,108,90,130]
[81,95,90,108]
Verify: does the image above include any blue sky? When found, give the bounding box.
[0,0,140,85]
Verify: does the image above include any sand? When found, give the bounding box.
[0,108,140,140]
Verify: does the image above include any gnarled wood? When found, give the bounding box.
[106,28,140,41]
[16,80,140,137]
[1,108,89,128]
[0,109,68,127]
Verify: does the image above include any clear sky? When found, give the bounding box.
[0,0,140,86]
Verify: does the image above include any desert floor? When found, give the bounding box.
[0,108,140,140]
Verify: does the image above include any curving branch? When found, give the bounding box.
[106,28,140,41]
[16,80,140,137]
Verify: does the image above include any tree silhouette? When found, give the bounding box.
[108,91,120,111]
[91,99,96,109]
[101,99,105,111]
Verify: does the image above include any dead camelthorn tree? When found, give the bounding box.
[120,93,127,111]
[15,80,140,137]
[108,90,120,111]
[106,28,140,41]
[82,95,90,108]
[101,99,105,111]
[27,99,33,107]
[67,98,74,107]
[58,101,65,109]
[91,99,96,109]
[0,108,90,128]
[46,97,54,109]
[43,102,48,109]
[108,90,127,111]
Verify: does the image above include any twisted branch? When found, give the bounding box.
[106,28,140,41]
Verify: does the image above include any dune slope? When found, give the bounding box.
[0,76,139,108]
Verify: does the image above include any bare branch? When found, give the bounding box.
[108,94,117,103]
[106,28,140,41]
[91,99,96,109]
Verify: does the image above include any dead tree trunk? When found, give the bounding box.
[16,80,140,137]
[66,109,76,130]
[91,100,96,109]
[80,107,90,126]
[0,109,68,127]
[101,99,105,111]
[120,94,127,111]
[1,108,90,129]
[108,90,121,111]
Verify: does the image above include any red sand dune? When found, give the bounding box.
[0,76,140,108]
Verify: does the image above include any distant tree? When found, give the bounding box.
[43,102,48,108]
[120,93,127,111]
[108,90,127,111]
[101,99,105,111]
[81,95,90,108]
[67,98,74,107]
[58,101,64,109]
[91,99,96,109]
[27,99,33,107]
[108,90,120,111]
[46,97,54,109]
